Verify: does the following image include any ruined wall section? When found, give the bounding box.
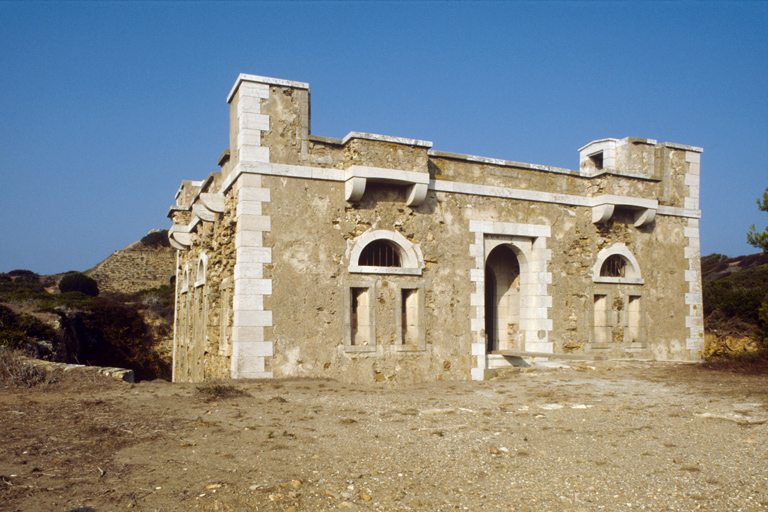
[169,177,237,382]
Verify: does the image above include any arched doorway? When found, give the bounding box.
[485,268,497,351]
[485,245,521,352]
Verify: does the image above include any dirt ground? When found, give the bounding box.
[1,361,767,512]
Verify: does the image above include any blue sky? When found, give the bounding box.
[1,1,766,275]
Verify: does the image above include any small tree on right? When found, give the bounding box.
[747,186,768,253]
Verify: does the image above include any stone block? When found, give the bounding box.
[237,128,261,147]
[234,294,264,311]
[237,95,262,116]
[234,340,274,359]
[238,187,270,202]
[231,325,264,343]
[238,81,270,99]
[234,310,273,327]
[235,174,262,190]
[234,278,272,295]
[684,247,700,259]
[471,343,485,356]
[237,214,271,232]
[240,145,269,162]
[237,200,262,217]
[239,113,269,132]
[236,231,268,248]
[234,261,264,279]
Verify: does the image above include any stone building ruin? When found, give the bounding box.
[168,73,704,383]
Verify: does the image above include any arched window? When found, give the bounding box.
[348,230,424,276]
[195,252,208,288]
[592,243,643,285]
[600,255,627,278]
[359,240,401,267]
[181,266,190,293]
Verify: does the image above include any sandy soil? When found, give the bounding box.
[1,361,767,512]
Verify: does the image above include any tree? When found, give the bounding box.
[58,272,99,296]
[747,186,768,253]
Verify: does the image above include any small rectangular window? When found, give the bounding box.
[350,288,370,346]
[593,294,611,344]
[626,295,642,343]
[589,152,604,170]
[401,288,418,345]
[396,285,426,351]
[345,283,376,352]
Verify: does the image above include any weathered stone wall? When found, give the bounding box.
[168,74,704,384]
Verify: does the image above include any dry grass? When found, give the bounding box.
[0,349,60,387]
[195,381,248,402]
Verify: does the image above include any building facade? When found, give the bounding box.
[168,74,704,383]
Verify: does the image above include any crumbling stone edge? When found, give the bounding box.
[23,358,135,383]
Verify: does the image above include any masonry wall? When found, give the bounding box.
[168,74,703,384]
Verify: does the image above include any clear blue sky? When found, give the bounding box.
[1,1,766,275]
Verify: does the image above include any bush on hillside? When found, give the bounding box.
[140,229,170,248]
[8,270,40,283]
[0,305,56,350]
[58,272,99,296]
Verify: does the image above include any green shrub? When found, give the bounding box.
[58,272,99,296]
[0,305,56,349]
[8,270,40,283]
[140,229,170,248]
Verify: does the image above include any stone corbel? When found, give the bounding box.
[405,183,428,207]
[200,193,226,213]
[345,165,429,207]
[169,223,192,249]
[192,203,217,222]
[591,195,658,226]
[592,204,615,224]
[345,177,367,202]
[633,208,656,227]
[168,236,186,251]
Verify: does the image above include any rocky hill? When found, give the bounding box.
[87,241,175,294]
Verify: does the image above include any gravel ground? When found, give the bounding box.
[1,360,767,511]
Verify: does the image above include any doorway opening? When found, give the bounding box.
[484,245,521,352]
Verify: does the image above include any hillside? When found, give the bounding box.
[87,240,175,294]
[701,252,768,356]
[0,234,176,380]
